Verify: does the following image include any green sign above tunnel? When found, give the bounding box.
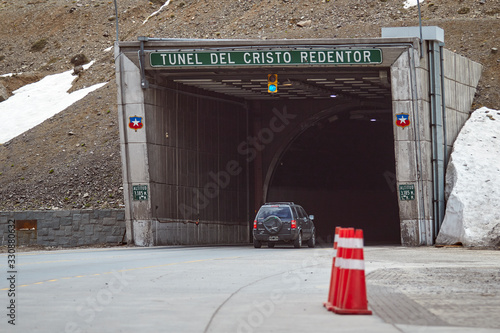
[149,48,383,68]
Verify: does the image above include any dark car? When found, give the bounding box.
[253,202,316,248]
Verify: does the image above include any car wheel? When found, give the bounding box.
[294,232,302,248]
[253,239,262,248]
[263,215,283,235]
[307,228,316,248]
[267,242,275,248]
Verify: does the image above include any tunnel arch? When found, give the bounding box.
[262,103,401,244]
[262,102,381,203]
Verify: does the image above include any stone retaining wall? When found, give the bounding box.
[0,210,125,247]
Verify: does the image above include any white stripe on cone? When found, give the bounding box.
[336,258,365,270]
[337,237,363,249]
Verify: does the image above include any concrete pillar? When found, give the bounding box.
[115,43,154,246]
[391,46,433,246]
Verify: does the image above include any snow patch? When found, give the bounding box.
[0,63,107,144]
[404,0,425,9]
[143,0,171,25]
[436,107,500,247]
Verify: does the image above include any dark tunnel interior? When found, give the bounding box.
[267,113,401,245]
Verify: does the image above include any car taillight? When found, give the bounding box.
[253,220,257,229]
[291,220,296,229]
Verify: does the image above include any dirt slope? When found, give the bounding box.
[0,0,499,211]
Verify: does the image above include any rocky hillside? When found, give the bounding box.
[0,0,499,211]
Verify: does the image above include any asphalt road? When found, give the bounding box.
[1,244,499,333]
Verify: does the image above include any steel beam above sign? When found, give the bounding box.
[149,48,383,68]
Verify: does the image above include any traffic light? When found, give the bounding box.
[267,74,278,93]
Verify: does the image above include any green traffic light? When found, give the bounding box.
[268,73,278,93]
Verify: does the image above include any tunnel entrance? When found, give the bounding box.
[116,35,483,246]
[267,112,401,245]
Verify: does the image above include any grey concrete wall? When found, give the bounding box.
[391,45,434,246]
[443,49,483,158]
[116,46,251,246]
[116,45,151,245]
[0,210,125,247]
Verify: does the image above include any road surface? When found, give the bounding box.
[1,244,499,332]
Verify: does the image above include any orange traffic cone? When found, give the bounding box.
[325,227,354,311]
[333,229,372,315]
[334,228,354,311]
[323,227,341,310]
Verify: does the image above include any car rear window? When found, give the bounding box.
[256,206,292,220]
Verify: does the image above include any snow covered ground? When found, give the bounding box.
[0,62,107,144]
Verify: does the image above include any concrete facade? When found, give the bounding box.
[391,44,481,245]
[116,31,482,247]
[0,210,125,247]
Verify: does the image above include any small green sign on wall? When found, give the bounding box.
[399,184,415,201]
[132,185,148,201]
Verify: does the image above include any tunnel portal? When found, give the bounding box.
[115,30,482,246]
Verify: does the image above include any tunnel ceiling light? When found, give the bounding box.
[174,79,213,82]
